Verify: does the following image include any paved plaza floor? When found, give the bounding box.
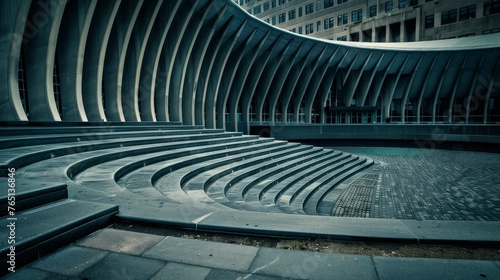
[329,147,500,221]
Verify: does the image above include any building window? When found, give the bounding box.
[272,0,276,8]
[254,6,262,15]
[338,14,343,26]
[305,3,314,15]
[337,35,347,41]
[272,16,276,25]
[398,0,407,8]
[265,18,270,23]
[409,0,418,6]
[289,9,296,20]
[385,1,393,12]
[305,23,314,34]
[291,28,296,32]
[317,21,322,31]
[352,10,358,22]
[351,9,362,22]
[343,12,348,24]
[425,14,434,28]
[324,17,334,29]
[337,0,348,4]
[317,0,323,12]
[279,0,286,5]
[484,0,500,16]
[441,9,457,25]
[299,6,303,17]
[263,2,270,11]
[298,26,303,34]
[459,4,476,21]
[324,0,334,8]
[369,5,377,17]
[278,13,286,23]
[247,9,252,14]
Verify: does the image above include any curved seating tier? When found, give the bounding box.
[0,124,374,217]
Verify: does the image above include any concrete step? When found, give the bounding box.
[274,155,358,214]
[0,131,242,176]
[0,123,199,137]
[241,150,343,208]
[153,140,292,208]
[0,128,227,149]
[301,159,374,215]
[264,153,350,209]
[183,144,312,208]
[0,199,118,276]
[285,157,363,214]
[206,147,327,209]
[69,134,258,181]
[0,180,67,217]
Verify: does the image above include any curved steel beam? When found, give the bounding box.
[0,0,31,121]
[24,0,67,121]
[431,54,453,123]
[139,1,182,122]
[121,0,163,121]
[216,27,257,129]
[181,1,221,126]
[227,30,271,132]
[292,46,328,122]
[103,0,144,122]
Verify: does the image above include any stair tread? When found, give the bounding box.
[0,199,118,255]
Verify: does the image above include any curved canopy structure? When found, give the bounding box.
[1,0,500,132]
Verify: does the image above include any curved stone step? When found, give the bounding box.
[70,134,258,181]
[0,131,242,175]
[248,150,342,206]
[153,141,293,207]
[206,147,327,209]
[301,159,374,215]
[183,144,313,208]
[275,155,360,214]
[0,128,226,149]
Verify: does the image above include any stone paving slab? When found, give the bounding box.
[143,236,260,272]
[150,262,211,280]
[30,246,108,276]
[248,247,377,280]
[78,252,165,280]
[204,269,284,280]
[76,228,165,255]
[2,267,50,280]
[373,256,500,280]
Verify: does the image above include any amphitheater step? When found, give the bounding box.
[0,199,118,276]
[0,180,67,217]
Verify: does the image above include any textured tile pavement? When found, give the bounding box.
[330,147,500,221]
[4,228,500,280]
